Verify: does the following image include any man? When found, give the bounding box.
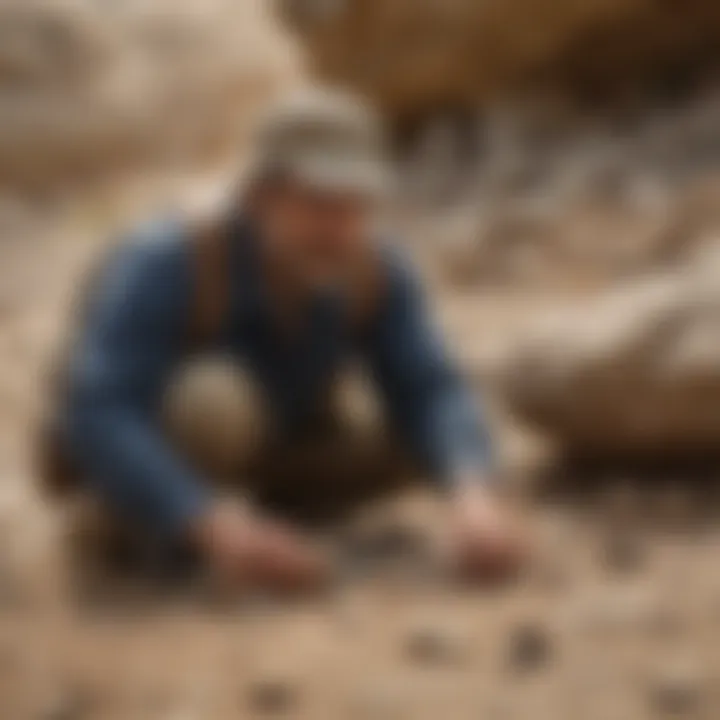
[61,86,523,592]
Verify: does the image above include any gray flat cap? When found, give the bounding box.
[251,85,391,197]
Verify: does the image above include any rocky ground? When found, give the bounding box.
[1,177,720,720]
[4,2,720,718]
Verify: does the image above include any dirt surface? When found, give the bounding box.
[4,1,720,717]
[0,186,719,720]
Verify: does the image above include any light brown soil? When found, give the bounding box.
[1,188,719,720]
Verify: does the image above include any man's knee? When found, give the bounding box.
[331,366,385,440]
[162,357,268,480]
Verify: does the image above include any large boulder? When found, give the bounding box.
[495,245,720,455]
[280,0,720,125]
[0,0,300,191]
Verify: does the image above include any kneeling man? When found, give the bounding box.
[60,87,523,591]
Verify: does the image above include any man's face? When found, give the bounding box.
[257,181,374,287]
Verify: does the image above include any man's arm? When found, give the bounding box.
[63,225,329,589]
[63,227,211,539]
[363,252,524,579]
[363,253,494,489]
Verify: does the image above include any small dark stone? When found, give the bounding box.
[602,531,645,575]
[650,669,702,716]
[247,678,299,715]
[38,686,95,720]
[337,524,430,583]
[345,525,426,565]
[404,624,467,666]
[507,623,552,674]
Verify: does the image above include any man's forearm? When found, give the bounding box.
[423,379,496,492]
[65,403,210,538]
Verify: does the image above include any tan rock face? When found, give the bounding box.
[496,245,720,454]
[281,0,720,122]
[0,0,301,191]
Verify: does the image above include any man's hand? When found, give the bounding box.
[191,500,329,594]
[444,480,527,583]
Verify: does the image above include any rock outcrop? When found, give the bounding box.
[0,0,300,191]
[281,0,720,124]
[496,245,720,455]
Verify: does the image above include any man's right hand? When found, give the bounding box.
[191,500,329,594]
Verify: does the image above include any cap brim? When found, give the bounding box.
[286,154,392,198]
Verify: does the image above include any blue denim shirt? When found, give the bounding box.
[64,217,492,538]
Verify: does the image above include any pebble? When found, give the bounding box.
[336,523,435,587]
[602,530,646,575]
[403,620,469,666]
[649,665,703,716]
[37,686,95,720]
[246,677,299,715]
[506,623,552,673]
[342,524,427,569]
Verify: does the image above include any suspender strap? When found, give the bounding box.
[189,218,232,347]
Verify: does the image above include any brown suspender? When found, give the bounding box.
[190,219,386,345]
[188,218,231,347]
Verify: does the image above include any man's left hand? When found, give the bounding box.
[445,481,527,583]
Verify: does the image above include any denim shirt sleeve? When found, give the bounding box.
[63,225,211,539]
[363,251,494,487]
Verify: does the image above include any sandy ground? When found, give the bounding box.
[1,188,720,720]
